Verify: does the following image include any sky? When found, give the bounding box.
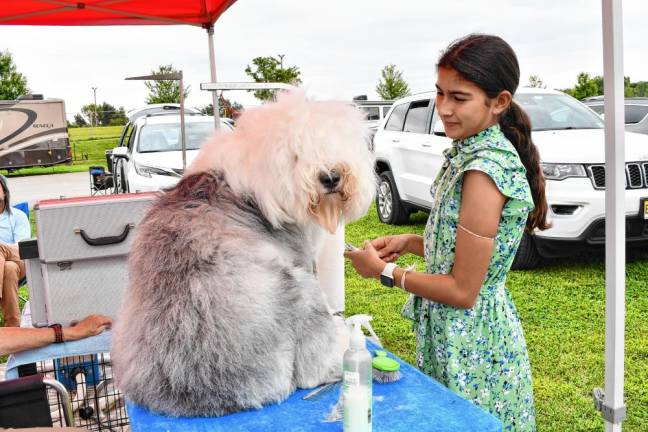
[1,0,647,121]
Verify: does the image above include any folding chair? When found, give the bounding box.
[0,374,74,428]
[89,165,114,196]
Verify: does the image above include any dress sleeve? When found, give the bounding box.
[13,210,31,243]
[463,157,535,216]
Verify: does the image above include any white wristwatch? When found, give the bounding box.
[380,262,398,288]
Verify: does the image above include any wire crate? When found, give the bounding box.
[18,353,129,431]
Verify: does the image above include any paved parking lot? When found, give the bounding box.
[6,172,93,208]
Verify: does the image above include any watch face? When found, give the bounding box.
[380,274,394,288]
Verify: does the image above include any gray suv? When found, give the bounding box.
[583,96,648,134]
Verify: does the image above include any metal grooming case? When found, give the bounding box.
[19,193,158,327]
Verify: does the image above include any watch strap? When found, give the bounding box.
[380,262,398,287]
[49,323,64,344]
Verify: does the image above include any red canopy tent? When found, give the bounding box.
[0,1,236,27]
[1,0,238,126]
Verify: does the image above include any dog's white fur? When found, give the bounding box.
[112,91,376,417]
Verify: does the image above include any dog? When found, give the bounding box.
[111,91,375,417]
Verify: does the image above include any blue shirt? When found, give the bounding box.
[0,209,31,244]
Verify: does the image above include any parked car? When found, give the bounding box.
[353,99,394,149]
[582,96,648,134]
[373,88,648,268]
[110,112,232,193]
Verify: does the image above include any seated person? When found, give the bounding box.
[0,174,31,327]
[0,315,111,432]
[0,314,112,356]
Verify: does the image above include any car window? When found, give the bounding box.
[384,103,409,131]
[403,99,430,134]
[119,124,134,147]
[361,107,380,121]
[382,106,391,118]
[137,122,214,153]
[127,126,137,152]
[625,105,648,124]
[515,93,604,131]
[588,104,605,115]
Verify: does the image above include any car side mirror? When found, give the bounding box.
[433,120,446,137]
[111,146,129,161]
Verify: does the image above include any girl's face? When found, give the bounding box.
[435,66,508,140]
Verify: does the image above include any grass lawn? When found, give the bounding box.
[345,206,648,431]
[3,126,122,177]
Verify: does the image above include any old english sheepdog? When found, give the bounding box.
[112,92,375,417]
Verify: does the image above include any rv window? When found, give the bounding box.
[382,106,391,118]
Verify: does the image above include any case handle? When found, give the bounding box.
[74,224,133,246]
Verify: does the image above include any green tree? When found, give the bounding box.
[73,113,88,127]
[244,55,302,102]
[81,102,127,126]
[527,75,546,89]
[376,65,411,100]
[562,72,644,99]
[144,64,190,104]
[0,50,29,100]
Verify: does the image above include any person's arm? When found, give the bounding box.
[368,234,424,262]
[0,315,112,356]
[346,171,505,309]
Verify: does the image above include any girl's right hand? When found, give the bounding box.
[371,234,413,263]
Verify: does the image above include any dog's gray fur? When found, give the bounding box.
[112,171,348,416]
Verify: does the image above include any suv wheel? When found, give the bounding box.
[511,232,541,270]
[376,171,410,225]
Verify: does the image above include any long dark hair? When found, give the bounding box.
[437,34,549,231]
[0,174,11,215]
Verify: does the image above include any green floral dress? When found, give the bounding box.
[402,124,536,431]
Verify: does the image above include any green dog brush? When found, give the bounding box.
[372,350,401,383]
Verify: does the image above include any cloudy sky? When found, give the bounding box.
[1,0,646,120]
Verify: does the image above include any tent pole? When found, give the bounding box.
[596,0,627,430]
[207,25,221,129]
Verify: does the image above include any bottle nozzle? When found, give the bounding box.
[345,314,382,348]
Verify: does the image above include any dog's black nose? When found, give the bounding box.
[319,170,341,191]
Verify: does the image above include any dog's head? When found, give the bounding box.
[188,91,375,232]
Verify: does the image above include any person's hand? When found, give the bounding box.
[371,234,412,263]
[344,240,386,279]
[64,315,112,342]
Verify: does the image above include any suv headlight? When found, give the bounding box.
[133,161,181,178]
[541,163,587,180]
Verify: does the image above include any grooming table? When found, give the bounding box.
[126,340,502,432]
[5,309,502,432]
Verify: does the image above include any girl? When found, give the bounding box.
[345,34,549,431]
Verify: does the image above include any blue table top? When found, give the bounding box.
[4,307,501,432]
[127,342,502,432]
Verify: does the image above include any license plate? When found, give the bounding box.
[642,198,648,220]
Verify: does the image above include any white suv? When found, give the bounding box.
[372,88,648,268]
[111,113,232,193]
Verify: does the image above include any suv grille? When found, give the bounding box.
[587,163,648,189]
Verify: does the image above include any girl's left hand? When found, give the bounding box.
[343,240,386,279]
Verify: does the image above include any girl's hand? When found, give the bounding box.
[344,241,386,279]
[371,234,411,262]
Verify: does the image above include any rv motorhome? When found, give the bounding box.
[0,97,71,171]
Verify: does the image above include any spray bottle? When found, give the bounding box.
[343,315,373,432]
